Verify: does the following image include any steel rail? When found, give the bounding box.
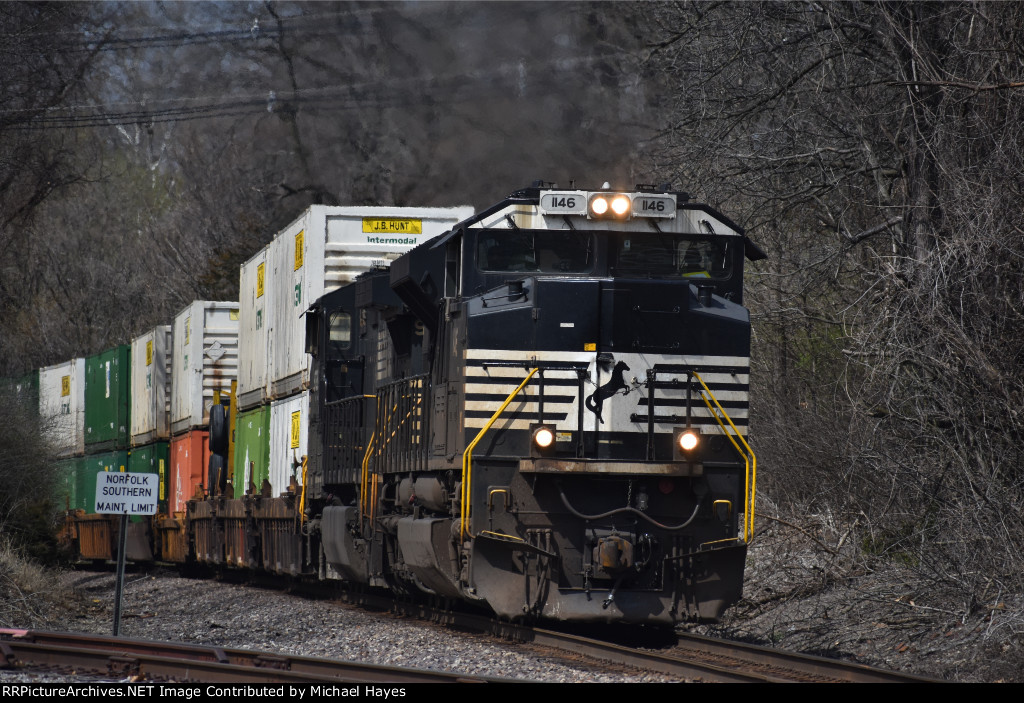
[0,629,514,683]
[670,630,939,683]
[56,568,943,684]
[520,627,941,683]
[355,593,936,683]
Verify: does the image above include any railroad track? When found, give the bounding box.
[521,628,940,683]
[371,596,939,683]
[59,566,941,683]
[0,628,514,684]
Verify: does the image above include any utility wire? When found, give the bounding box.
[2,52,637,130]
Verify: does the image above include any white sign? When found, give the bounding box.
[631,194,677,219]
[538,190,588,216]
[95,472,158,515]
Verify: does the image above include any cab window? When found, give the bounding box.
[477,231,593,273]
[613,235,733,280]
[328,312,351,355]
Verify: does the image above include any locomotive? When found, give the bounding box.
[56,182,764,626]
[295,182,764,624]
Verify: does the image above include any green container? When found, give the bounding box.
[85,345,131,450]
[128,441,170,515]
[79,450,129,515]
[233,405,270,498]
[54,456,84,511]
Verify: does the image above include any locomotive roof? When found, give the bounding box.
[429,183,767,261]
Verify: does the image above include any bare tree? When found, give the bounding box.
[642,1,1024,609]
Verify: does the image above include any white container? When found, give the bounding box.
[269,391,309,496]
[237,248,271,410]
[171,301,240,434]
[258,205,473,403]
[130,325,172,445]
[39,359,86,458]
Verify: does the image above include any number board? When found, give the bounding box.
[539,191,588,216]
[631,194,676,219]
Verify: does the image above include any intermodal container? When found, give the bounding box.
[269,391,308,497]
[84,345,131,450]
[171,301,239,434]
[54,456,84,511]
[78,450,129,515]
[268,205,472,399]
[237,248,270,410]
[233,404,270,498]
[128,441,170,515]
[39,359,86,458]
[236,205,473,409]
[130,326,172,445]
[169,430,210,513]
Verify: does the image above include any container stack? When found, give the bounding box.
[130,325,173,516]
[234,204,472,500]
[168,301,239,513]
[39,360,86,511]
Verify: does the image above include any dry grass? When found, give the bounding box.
[0,539,77,629]
[682,503,1024,683]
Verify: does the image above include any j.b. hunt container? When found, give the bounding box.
[84,345,131,451]
[171,301,239,435]
[39,358,86,458]
[130,325,172,446]
[236,204,473,410]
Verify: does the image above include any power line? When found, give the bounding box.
[1,51,639,131]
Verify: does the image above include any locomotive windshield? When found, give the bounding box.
[612,234,734,280]
[477,230,594,273]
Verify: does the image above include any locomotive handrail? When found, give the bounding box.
[299,456,309,523]
[360,431,376,522]
[460,367,539,540]
[692,371,757,543]
[361,378,427,525]
[374,377,428,470]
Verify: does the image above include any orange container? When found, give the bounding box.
[169,430,210,514]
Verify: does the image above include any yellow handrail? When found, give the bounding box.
[692,371,757,543]
[359,431,376,520]
[359,385,424,524]
[460,367,538,540]
[299,455,309,523]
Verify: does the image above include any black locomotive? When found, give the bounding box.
[296,183,765,624]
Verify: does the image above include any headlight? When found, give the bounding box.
[678,430,699,451]
[611,195,630,215]
[533,426,555,449]
[588,193,631,220]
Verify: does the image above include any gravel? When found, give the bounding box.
[38,568,679,683]
[677,513,1024,683]
[10,513,1015,683]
